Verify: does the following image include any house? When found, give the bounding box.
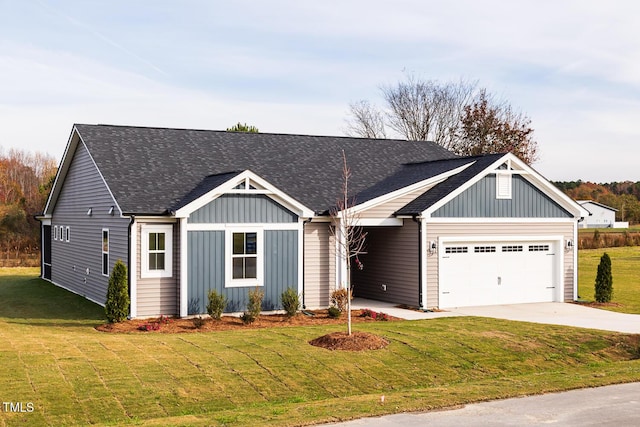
[38,124,588,317]
[577,200,627,228]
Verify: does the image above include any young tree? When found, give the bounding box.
[226,122,259,133]
[330,150,367,335]
[594,252,613,303]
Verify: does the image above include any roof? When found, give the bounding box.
[396,154,505,215]
[577,200,618,212]
[72,124,459,214]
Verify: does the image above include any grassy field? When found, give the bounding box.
[578,246,640,313]
[1,267,640,426]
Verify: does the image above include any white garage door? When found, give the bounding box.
[439,241,558,308]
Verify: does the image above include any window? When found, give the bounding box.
[445,246,468,254]
[54,226,58,241]
[102,229,109,276]
[232,232,257,279]
[474,246,496,253]
[529,244,550,252]
[141,224,173,278]
[226,229,263,287]
[502,245,523,252]
[65,226,70,242]
[496,172,512,199]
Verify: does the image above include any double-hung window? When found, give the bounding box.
[141,224,173,278]
[226,229,263,287]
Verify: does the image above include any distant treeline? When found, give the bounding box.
[0,147,57,264]
[553,180,640,225]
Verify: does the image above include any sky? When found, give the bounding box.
[1,0,639,182]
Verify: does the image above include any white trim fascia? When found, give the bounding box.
[353,218,403,227]
[39,217,52,226]
[342,162,475,217]
[81,138,125,218]
[129,217,137,319]
[174,170,315,218]
[186,222,300,231]
[426,217,577,223]
[180,217,188,317]
[572,220,578,302]
[422,153,588,219]
[43,127,78,215]
[133,216,178,224]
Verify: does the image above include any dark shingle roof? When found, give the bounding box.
[395,153,504,216]
[75,124,461,215]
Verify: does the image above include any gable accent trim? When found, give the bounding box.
[174,170,314,219]
[421,153,588,219]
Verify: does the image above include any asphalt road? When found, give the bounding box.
[326,382,640,426]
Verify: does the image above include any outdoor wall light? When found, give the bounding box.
[108,206,114,215]
[87,207,92,216]
[429,240,437,254]
[566,239,574,250]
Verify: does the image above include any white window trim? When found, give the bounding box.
[102,228,109,277]
[65,226,70,242]
[54,225,58,241]
[141,224,173,278]
[224,227,264,288]
[496,172,512,199]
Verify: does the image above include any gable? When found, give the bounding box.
[188,194,298,223]
[432,174,572,218]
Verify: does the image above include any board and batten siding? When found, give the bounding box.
[189,194,298,223]
[136,221,180,317]
[425,222,575,308]
[359,186,435,218]
[433,175,572,218]
[50,141,129,305]
[187,229,298,314]
[352,220,419,306]
[303,221,335,308]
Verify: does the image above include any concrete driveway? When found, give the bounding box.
[451,302,640,334]
[352,299,640,334]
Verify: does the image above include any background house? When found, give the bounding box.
[577,200,628,228]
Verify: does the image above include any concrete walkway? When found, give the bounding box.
[352,299,640,334]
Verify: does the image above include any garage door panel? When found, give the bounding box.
[439,240,558,308]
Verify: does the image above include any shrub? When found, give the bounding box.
[330,289,350,312]
[595,252,613,303]
[281,287,300,317]
[105,260,129,323]
[242,287,264,324]
[192,316,206,329]
[327,306,341,318]
[207,290,227,320]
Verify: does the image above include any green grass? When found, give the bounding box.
[578,246,640,313]
[2,269,640,426]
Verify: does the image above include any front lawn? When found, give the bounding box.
[578,246,640,313]
[2,270,640,426]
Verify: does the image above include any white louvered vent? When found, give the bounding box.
[496,172,512,199]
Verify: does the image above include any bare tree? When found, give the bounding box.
[345,100,386,139]
[330,150,367,335]
[344,75,540,164]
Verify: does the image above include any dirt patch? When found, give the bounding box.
[309,331,390,351]
[572,301,624,308]
[96,309,399,334]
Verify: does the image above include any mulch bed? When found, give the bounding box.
[96,309,397,351]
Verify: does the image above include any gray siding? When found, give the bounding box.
[352,220,419,306]
[303,222,334,308]
[50,142,129,305]
[135,222,180,317]
[433,175,572,218]
[187,229,298,314]
[189,194,298,223]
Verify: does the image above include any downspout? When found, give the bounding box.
[127,215,135,319]
[301,217,313,309]
[412,215,423,309]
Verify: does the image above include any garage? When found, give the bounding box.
[438,239,560,308]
